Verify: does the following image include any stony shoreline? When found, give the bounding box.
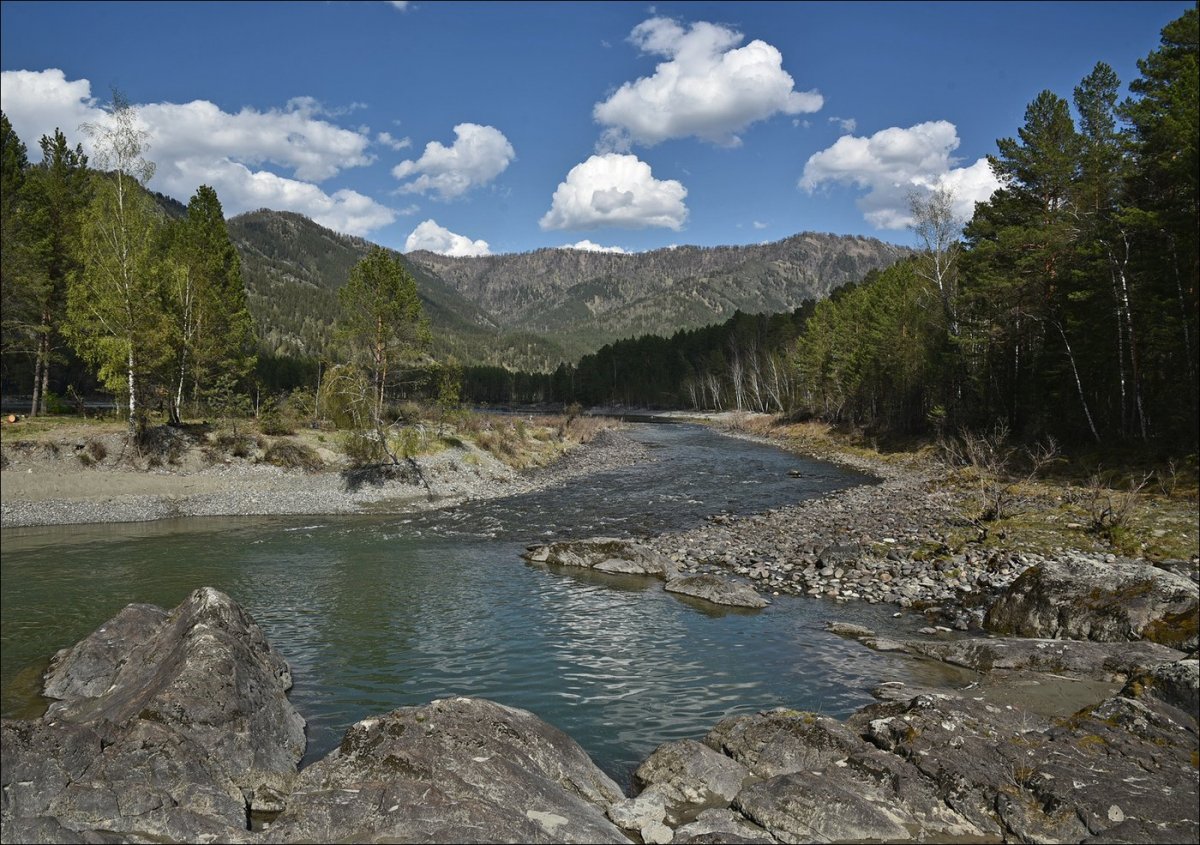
[642,420,1199,632]
[0,427,652,529]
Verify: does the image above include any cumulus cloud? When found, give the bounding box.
[594,16,822,149]
[799,120,1001,229]
[540,153,687,231]
[558,240,628,254]
[377,131,411,150]
[752,220,768,230]
[392,123,514,200]
[828,116,857,133]
[387,1,410,10]
[0,69,397,236]
[404,219,491,256]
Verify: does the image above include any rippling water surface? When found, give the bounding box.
[1,423,962,783]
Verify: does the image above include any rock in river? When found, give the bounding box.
[2,587,302,843]
[524,537,680,580]
[664,573,769,608]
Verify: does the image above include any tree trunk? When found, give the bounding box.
[1056,322,1100,443]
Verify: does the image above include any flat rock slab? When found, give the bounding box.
[986,555,1199,650]
[524,537,679,580]
[888,635,1185,679]
[264,697,628,844]
[665,574,768,608]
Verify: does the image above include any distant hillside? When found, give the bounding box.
[157,202,911,369]
[227,210,566,370]
[408,233,910,356]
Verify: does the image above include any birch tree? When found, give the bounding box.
[65,91,167,436]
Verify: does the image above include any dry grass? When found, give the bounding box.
[262,440,324,473]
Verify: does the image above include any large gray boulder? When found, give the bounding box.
[1,718,253,844]
[2,587,299,843]
[43,587,305,806]
[524,537,680,580]
[264,697,628,844]
[985,556,1199,650]
[855,687,1199,843]
[664,574,768,608]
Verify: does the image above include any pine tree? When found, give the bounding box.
[22,130,91,415]
[166,185,256,422]
[1,112,32,370]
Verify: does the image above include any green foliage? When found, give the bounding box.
[338,246,430,419]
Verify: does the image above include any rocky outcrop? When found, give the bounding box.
[2,588,301,843]
[523,537,680,580]
[625,669,1200,845]
[43,587,305,807]
[263,697,627,844]
[986,555,1200,650]
[664,574,769,608]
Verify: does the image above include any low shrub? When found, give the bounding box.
[263,440,324,473]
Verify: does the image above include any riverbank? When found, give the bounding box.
[641,411,1199,632]
[0,413,650,528]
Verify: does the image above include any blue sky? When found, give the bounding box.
[1,1,1190,256]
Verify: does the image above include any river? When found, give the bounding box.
[1,422,966,784]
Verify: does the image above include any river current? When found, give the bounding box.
[1,422,963,784]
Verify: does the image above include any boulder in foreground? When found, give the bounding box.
[264,696,627,844]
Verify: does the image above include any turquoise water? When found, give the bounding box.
[1,423,961,784]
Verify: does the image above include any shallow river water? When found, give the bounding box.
[1,422,966,784]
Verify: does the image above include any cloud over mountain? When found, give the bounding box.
[540,153,687,231]
[405,219,491,256]
[0,69,396,236]
[392,123,515,200]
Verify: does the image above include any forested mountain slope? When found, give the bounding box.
[218,208,907,368]
[227,210,565,369]
[408,234,910,355]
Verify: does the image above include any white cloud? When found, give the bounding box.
[392,123,514,200]
[377,131,411,150]
[387,1,410,10]
[828,116,857,133]
[752,220,768,230]
[799,120,1001,230]
[404,219,491,256]
[594,16,822,149]
[157,157,395,236]
[540,153,687,231]
[0,69,399,236]
[559,240,628,254]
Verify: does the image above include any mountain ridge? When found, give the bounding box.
[220,207,910,368]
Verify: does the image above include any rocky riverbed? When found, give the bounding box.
[637,426,1199,638]
[3,588,1196,844]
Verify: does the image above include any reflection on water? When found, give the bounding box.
[1,423,955,784]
